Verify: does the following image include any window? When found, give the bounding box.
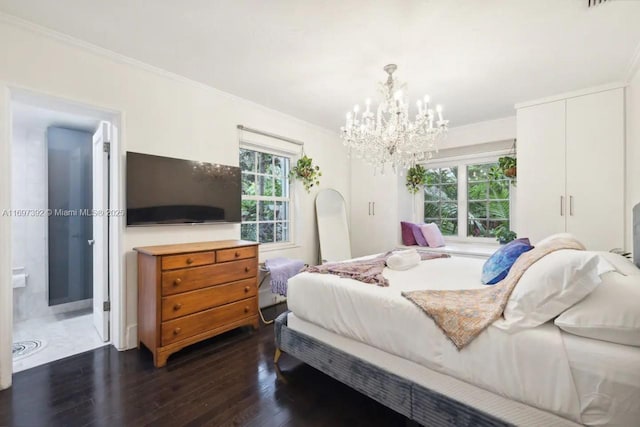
[424,167,459,235]
[467,162,510,237]
[423,158,512,240]
[239,147,291,244]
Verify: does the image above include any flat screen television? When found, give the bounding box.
[126,152,241,226]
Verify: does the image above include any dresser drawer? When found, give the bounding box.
[161,258,257,296]
[217,246,257,263]
[161,251,215,270]
[161,278,257,321]
[161,297,257,346]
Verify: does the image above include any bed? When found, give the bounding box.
[274,252,640,426]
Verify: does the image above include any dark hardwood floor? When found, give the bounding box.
[0,304,408,427]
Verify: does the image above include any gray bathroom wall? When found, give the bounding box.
[47,127,93,306]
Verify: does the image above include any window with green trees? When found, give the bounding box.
[424,166,459,235]
[424,159,512,239]
[239,148,291,244]
[467,162,510,237]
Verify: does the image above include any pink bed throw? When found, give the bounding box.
[402,236,585,350]
[303,252,450,287]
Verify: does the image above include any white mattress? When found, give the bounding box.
[287,256,640,425]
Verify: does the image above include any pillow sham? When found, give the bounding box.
[554,271,640,346]
[481,238,533,285]
[419,223,445,248]
[400,221,417,246]
[501,250,614,330]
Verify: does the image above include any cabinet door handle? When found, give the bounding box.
[173,278,182,287]
[186,257,194,265]
[244,286,250,293]
[560,196,564,216]
[173,327,181,335]
[569,195,574,216]
[173,303,182,311]
[372,202,375,216]
[244,266,250,273]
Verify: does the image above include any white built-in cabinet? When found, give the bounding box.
[516,87,624,250]
[350,157,400,257]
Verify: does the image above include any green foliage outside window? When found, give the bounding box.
[240,148,291,244]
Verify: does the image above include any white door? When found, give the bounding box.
[92,121,110,342]
[350,156,399,257]
[516,100,567,243]
[566,89,624,250]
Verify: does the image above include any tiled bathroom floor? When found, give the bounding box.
[13,309,107,373]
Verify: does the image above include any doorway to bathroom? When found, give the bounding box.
[10,94,115,373]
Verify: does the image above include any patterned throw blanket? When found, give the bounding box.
[303,252,450,287]
[402,237,585,350]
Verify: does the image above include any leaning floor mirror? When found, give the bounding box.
[315,189,352,264]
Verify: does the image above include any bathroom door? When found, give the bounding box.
[92,122,110,342]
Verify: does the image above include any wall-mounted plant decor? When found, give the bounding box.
[289,154,322,193]
[406,164,428,194]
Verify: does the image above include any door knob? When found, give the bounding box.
[88,239,95,246]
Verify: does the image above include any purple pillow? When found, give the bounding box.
[400,221,417,246]
[420,223,445,247]
[411,223,428,246]
[481,238,533,285]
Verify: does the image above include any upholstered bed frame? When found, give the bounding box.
[274,312,514,427]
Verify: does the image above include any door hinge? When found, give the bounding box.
[103,301,111,312]
[103,142,111,153]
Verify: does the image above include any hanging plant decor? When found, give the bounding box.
[289,154,322,193]
[406,164,428,194]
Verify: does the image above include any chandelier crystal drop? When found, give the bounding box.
[340,64,449,173]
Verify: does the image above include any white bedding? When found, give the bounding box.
[287,256,640,425]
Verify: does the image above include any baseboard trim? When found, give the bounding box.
[125,324,138,350]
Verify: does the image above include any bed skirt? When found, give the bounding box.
[274,312,511,427]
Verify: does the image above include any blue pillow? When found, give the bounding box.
[481,238,533,285]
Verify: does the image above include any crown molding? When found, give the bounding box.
[515,81,627,109]
[0,12,339,138]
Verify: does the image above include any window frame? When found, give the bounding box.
[240,141,298,251]
[419,152,514,243]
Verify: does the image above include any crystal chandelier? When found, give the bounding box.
[340,64,449,173]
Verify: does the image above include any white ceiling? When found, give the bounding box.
[1,0,640,130]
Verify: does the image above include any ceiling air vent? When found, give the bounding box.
[588,0,608,7]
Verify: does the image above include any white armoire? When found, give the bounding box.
[350,157,405,257]
[516,86,625,250]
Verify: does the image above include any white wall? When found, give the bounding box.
[0,18,348,359]
[11,125,49,322]
[626,67,640,251]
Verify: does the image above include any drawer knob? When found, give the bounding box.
[244,307,249,313]
[173,303,182,311]
[186,257,194,264]
[244,286,250,293]
[244,266,250,273]
[173,278,182,286]
[173,327,181,335]
[235,251,240,258]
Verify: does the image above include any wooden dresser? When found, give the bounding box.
[135,240,259,367]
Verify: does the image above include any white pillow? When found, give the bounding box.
[555,271,640,346]
[500,250,613,330]
[596,251,640,277]
[537,233,584,249]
